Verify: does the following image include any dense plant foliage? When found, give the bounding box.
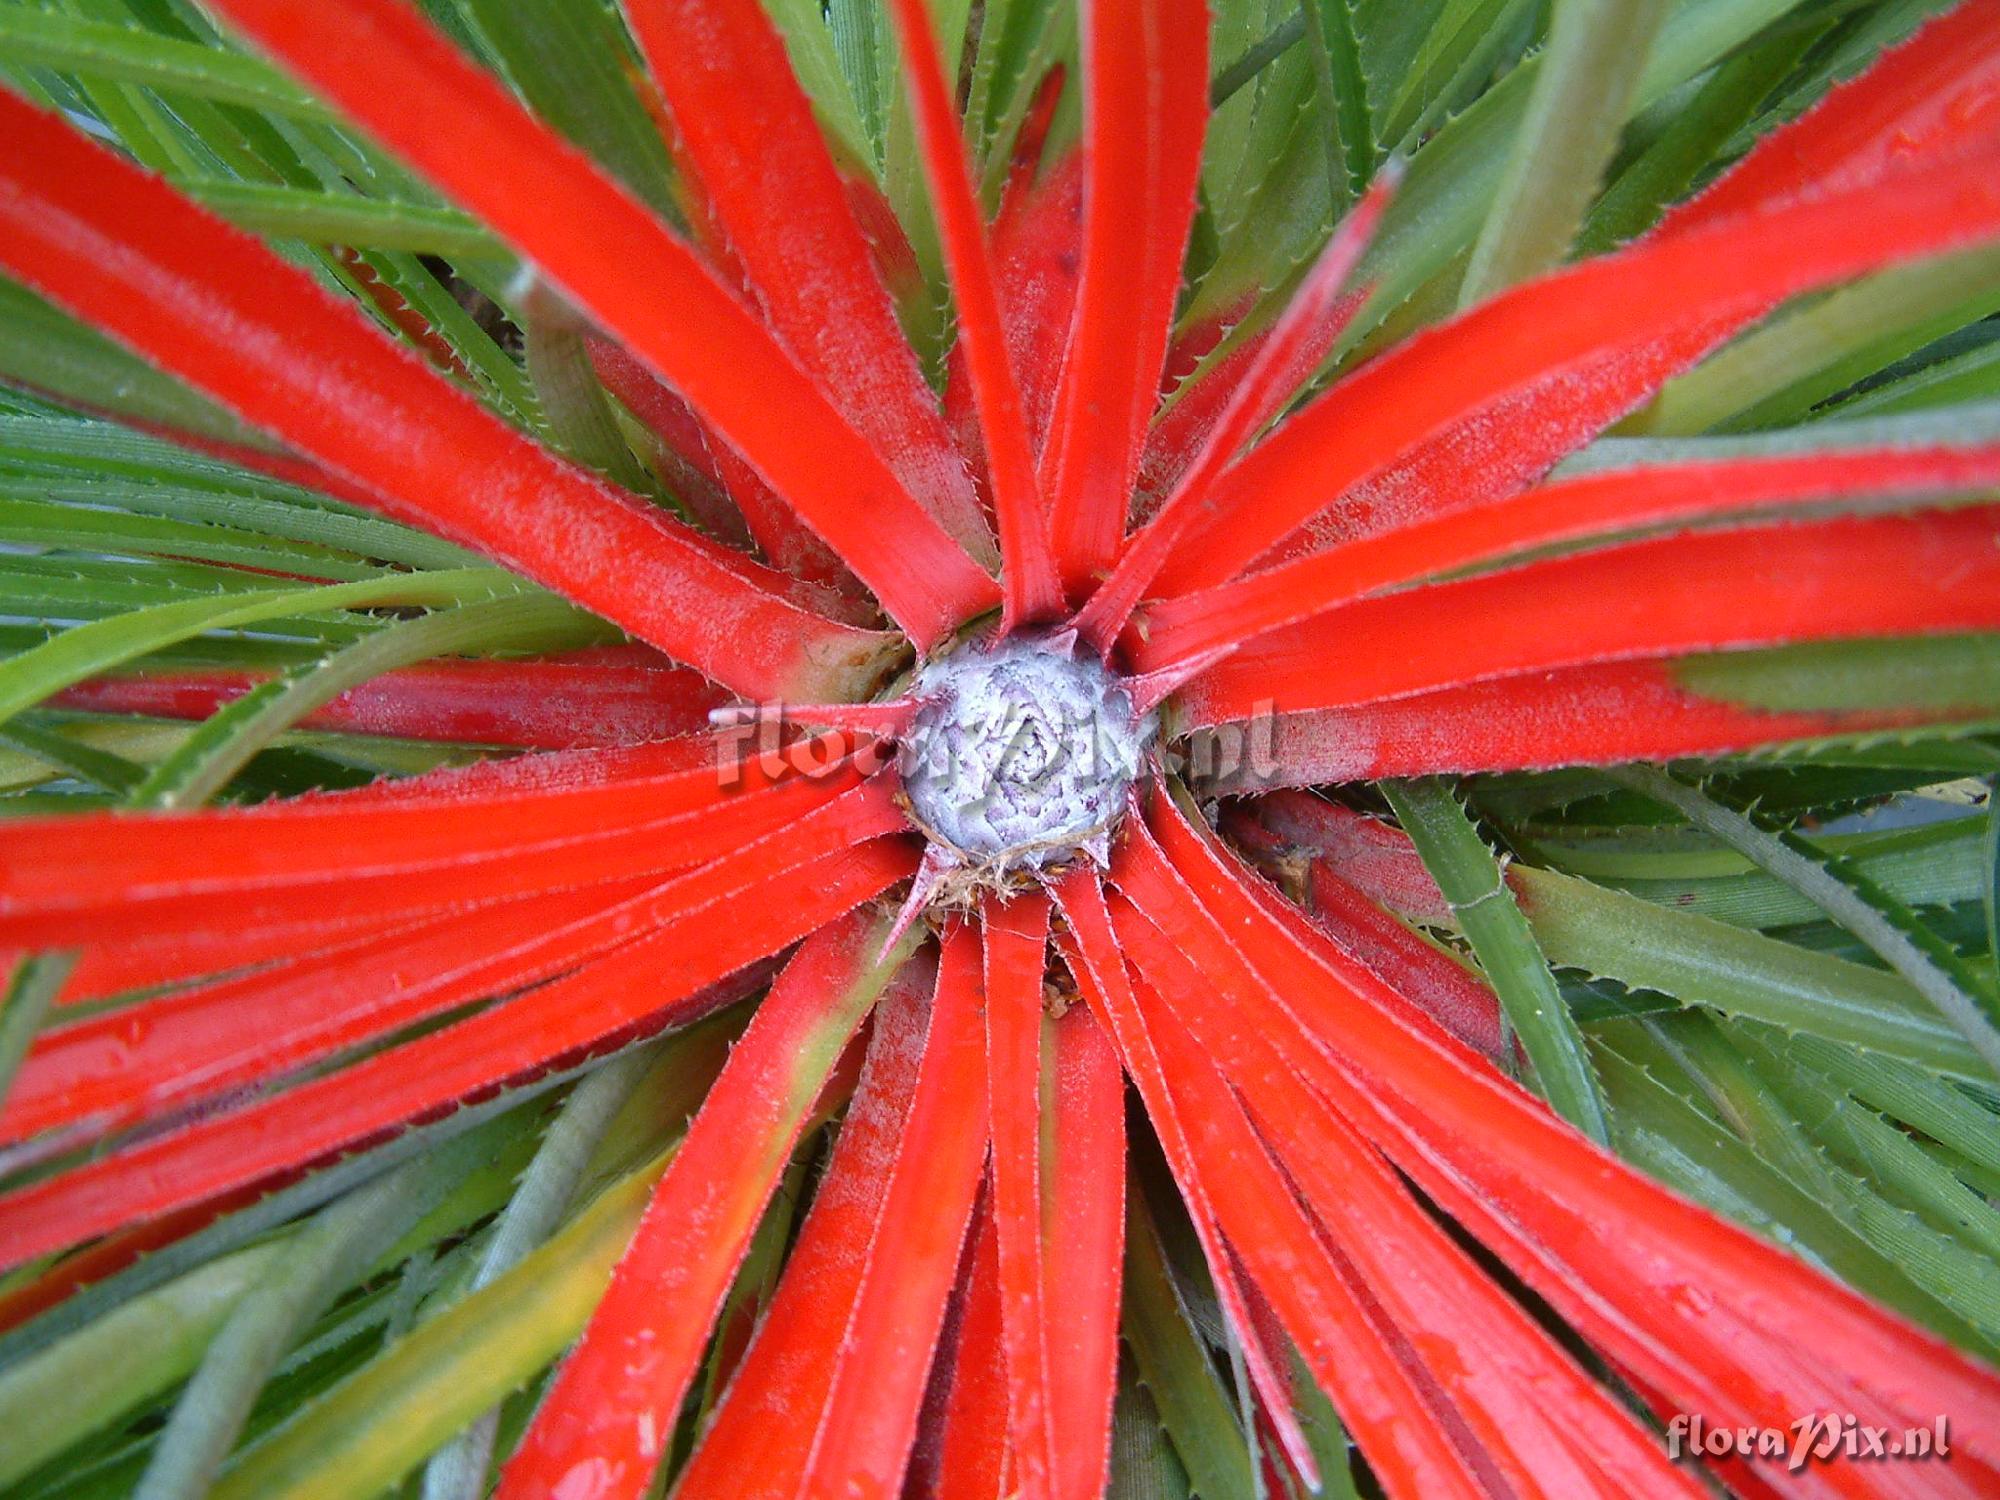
[0,0,1998,1496]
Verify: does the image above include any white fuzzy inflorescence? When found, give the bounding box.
[900,635,1153,878]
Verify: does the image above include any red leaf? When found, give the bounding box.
[1148,131,2000,597]
[931,1199,1013,1499]
[0,735,873,945]
[0,87,894,702]
[979,891,1062,1494]
[885,0,1062,627]
[54,647,728,750]
[1656,1,2000,235]
[623,0,994,568]
[1040,0,1209,593]
[1075,176,1392,648]
[199,0,998,648]
[0,839,913,1269]
[1042,1002,1125,1499]
[793,922,990,1498]
[1147,794,2000,1492]
[1113,830,1697,1495]
[1140,438,2000,670]
[1052,864,1323,1487]
[495,907,915,1500]
[671,954,936,1497]
[1174,506,2000,723]
[1199,651,2000,786]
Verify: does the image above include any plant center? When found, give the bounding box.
[900,634,1154,878]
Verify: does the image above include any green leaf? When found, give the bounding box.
[0,496,384,581]
[1535,815,1991,929]
[419,1043,663,1500]
[133,1124,504,1500]
[459,0,678,215]
[208,1148,675,1500]
[1109,1375,1192,1500]
[172,181,504,259]
[1592,1028,1988,1351]
[1459,0,1674,306]
[1509,863,1991,1079]
[1673,633,2000,718]
[1384,777,1611,1143]
[1607,766,2000,1079]
[0,279,257,447]
[1644,245,2000,433]
[0,1243,287,1491]
[0,567,530,730]
[0,414,478,570]
[1579,18,1827,252]
[1123,1191,1256,1500]
[0,5,329,119]
[767,0,877,172]
[132,593,605,809]
[523,320,657,497]
[1299,0,1377,213]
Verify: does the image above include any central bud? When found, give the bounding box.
[900,635,1153,879]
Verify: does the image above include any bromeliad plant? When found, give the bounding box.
[1,0,2000,1494]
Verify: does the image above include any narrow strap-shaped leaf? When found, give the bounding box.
[1652,1,2000,238]
[1120,908,1695,1497]
[132,595,594,809]
[1457,0,1672,306]
[1172,507,2000,722]
[0,737,869,945]
[1041,0,1210,593]
[979,891,1061,1493]
[57,647,727,750]
[669,952,937,1496]
[1075,177,1390,649]
[1200,642,2000,782]
[8,779,896,1148]
[421,1043,662,1500]
[201,0,998,648]
[885,0,1061,627]
[0,5,331,121]
[133,1124,497,1500]
[795,923,990,1496]
[1121,1188,1256,1500]
[206,1145,676,1500]
[0,90,895,701]
[0,1064,593,1364]
[931,1199,1011,1497]
[1082,919,1490,1499]
[1380,778,1609,1141]
[626,0,994,567]
[2,874,644,1147]
[495,907,921,1500]
[1053,865,1326,1491]
[1608,765,2000,1078]
[0,838,912,1270]
[1151,130,2000,596]
[1145,793,2000,1488]
[0,1241,287,1492]
[1141,427,2000,669]
[1042,1003,1126,1499]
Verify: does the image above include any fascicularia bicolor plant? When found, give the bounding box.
[0,0,1999,1494]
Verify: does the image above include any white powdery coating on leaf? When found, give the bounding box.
[901,635,1153,875]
